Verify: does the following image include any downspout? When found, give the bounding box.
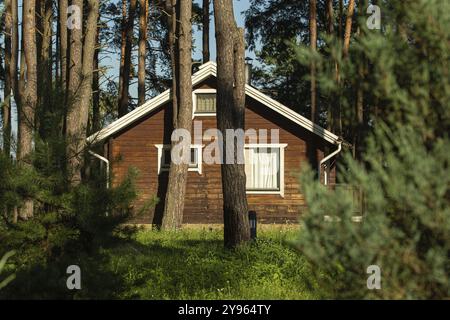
[88,150,110,189]
[320,141,342,186]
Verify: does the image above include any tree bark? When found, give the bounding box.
[66,0,84,184]
[202,0,210,63]
[138,0,149,106]
[118,0,137,117]
[165,0,178,128]
[161,0,193,230]
[338,0,343,40]
[78,0,100,141]
[326,0,334,131]
[3,0,12,155]
[92,21,100,133]
[118,0,127,115]
[68,0,99,185]
[11,0,19,104]
[354,0,366,159]
[343,0,356,58]
[38,0,54,140]
[19,0,39,218]
[59,0,68,91]
[214,0,250,248]
[309,0,317,122]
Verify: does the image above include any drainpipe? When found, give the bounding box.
[320,141,342,186]
[88,150,110,189]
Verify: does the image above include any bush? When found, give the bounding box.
[0,141,153,298]
[295,0,450,299]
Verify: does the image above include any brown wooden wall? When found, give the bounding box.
[107,79,336,224]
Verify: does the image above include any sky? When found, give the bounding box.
[124,0,258,99]
[192,0,257,62]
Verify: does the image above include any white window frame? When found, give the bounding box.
[192,88,217,117]
[155,144,203,174]
[244,143,287,197]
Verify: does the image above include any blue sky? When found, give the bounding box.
[192,0,257,62]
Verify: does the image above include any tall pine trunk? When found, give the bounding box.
[118,0,137,117]
[202,0,210,63]
[138,0,148,106]
[19,0,39,218]
[118,0,127,116]
[38,0,54,140]
[161,0,193,230]
[309,0,317,122]
[66,0,84,184]
[3,0,12,155]
[59,0,68,92]
[92,21,100,133]
[214,0,250,249]
[343,0,356,58]
[354,0,366,159]
[326,0,335,132]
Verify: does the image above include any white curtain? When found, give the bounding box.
[245,148,279,190]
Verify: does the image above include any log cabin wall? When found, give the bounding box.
[108,78,336,224]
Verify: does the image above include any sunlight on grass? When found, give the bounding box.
[101,227,321,299]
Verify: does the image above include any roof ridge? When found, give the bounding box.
[87,62,340,145]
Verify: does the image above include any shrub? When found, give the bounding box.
[295,0,450,299]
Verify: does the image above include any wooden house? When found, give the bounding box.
[88,62,342,224]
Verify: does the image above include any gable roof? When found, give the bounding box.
[87,61,340,145]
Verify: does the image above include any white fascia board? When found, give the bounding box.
[244,84,340,145]
[87,63,216,144]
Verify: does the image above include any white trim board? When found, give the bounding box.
[87,61,340,145]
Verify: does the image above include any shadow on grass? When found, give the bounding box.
[1,230,320,299]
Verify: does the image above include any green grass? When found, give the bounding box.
[2,227,323,299]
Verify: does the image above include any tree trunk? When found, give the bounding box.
[354,0,366,159]
[165,0,178,128]
[309,0,317,122]
[161,0,193,230]
[202,0,210,63]
[69,0,99,185]
[19,0,39,219]
[118,0,137,117]
[343,0,356,58]
[118,0,127,116]
[59,0,68,91]
[38,0,54,140]
[66,0,84,184]
[326,0,334,131]
[214,0,250,249]
[138,0,148,106]
[3,0,12,155]
[92,21,100,133]
[338,0,343,40]
[11,0,19,104]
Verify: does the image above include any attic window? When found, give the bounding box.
[193,89,216,116]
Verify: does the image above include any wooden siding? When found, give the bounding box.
[108,79,336,224]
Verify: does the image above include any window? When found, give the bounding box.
[156,145,202,174]
[196,93,216,113]
[193,89,216,116]
[244,144,287,196]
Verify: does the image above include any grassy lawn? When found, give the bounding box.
[2,226,323,299]
[81,226,321,299]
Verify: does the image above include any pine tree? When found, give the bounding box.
[296,0,450,299]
